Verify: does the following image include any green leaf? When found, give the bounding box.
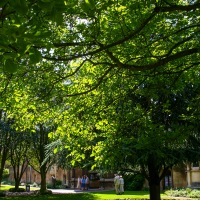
[10,0,28,15]
[4,59,18,73]
[0,102,3,108]
[54,148,58,154]
[85,0,95,10]
[29,49,42,64]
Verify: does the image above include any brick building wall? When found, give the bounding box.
[8,165,115,189]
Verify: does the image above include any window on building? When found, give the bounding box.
[63,175,66,184]
[192,162,199,168]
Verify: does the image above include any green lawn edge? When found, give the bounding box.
[0,186,195,200]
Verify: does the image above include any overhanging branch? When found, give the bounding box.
[155,3,200,12]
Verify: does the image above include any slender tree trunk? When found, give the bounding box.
[0,167,4,187]
[0,148,8,186]
[0,142,8,186]
[13,164,20,191]
[14,179,20,190]
[40,165,47,193]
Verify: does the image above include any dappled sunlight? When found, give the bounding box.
[91,190,150,199]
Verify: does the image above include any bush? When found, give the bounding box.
[188,189,200,198]
[165,189,188,197]
[165,188,200,198]
[0,191,6,197]
[56,179,62,186]
[38,189,52,195]
[124,173,145,191]
[2,180,15,185]
[8,188,25,192]
[46,183,52,189]
[47,179,62,189]
[2,168,9,179]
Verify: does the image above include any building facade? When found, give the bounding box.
[8,162,200,190]
[8,165,114,189]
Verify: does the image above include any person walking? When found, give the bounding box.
[77,176,81,190]
[51,175,56,189]
[81,175,86,190]
[114,174,120,194]
[85,175,90,190]
[119,175,124,194]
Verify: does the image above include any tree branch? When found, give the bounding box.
[123,48,199,71]
[155,3,200,12]
[66,66,114,97]
[43,10,157,62]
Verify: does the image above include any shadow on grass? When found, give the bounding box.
[2,193,98,200]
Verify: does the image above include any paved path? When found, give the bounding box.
[50,188,108,194]
[49,189,193,199]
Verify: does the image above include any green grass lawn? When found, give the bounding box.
[93,190,151,199]
[0,192,190,200]
[0,193,154,200]
[0,186,190,200]
[0,185,39,191]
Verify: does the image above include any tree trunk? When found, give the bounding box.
[13,165,20,191]
[0,146,8,186]
[40,165,47,193]
[149,182,161,200]
[15,179,20,190]
[148,158,161,200]
[0,167,4,187]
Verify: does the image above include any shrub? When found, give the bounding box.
[124,173,145,191]
[165,188,200,198]
[0,191,6,197]
[38,189,52,195]
[9,188,25,192]
[2,168,9,179]
[46,183,52,189]
[47,179,62,189]
[186,187,192,193]
[55,179,62,186]
[188,189,200,198]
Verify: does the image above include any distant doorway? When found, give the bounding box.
[163,170,172,190]
[63,175,66,185]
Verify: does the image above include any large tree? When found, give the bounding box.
[1,1,200,200]
[0,1,199,82]
[53,70,200,200]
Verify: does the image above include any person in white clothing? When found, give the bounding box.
[119,175,124,194]
[77,176,81,189]
[114,174,120,194]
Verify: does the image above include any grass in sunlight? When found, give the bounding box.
[0,186,185,200]
[91,190,150,199]
[0,185,39,191]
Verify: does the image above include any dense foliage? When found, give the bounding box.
[1,1,200,200]
[124,173,145,191]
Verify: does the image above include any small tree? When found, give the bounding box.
[29,124,55,193]
[0,111,12,186]
[10,131,30,190]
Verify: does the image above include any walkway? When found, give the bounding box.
[49,189,192,199]
[50,188,109,194]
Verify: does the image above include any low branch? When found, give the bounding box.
[123,48,199,71]
[155,3,200,12]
